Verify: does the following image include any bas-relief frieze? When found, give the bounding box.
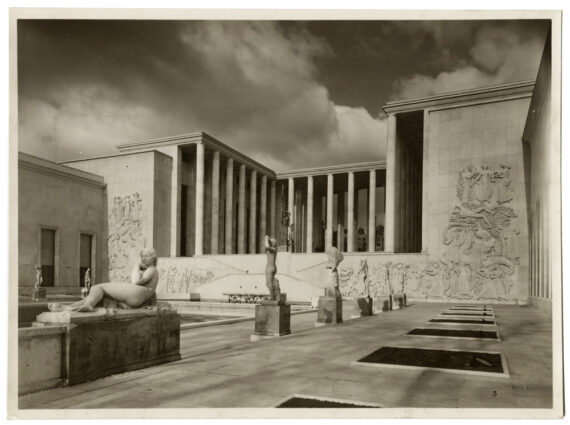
[339,164,520,302]
[108,193,146,282]
[155,263,215,294]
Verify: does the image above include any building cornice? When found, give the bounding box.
[116,131,276,178]
[61,149,164,164]
[383,80,535,115]
[276,160,386,179]
[19,152,106,189]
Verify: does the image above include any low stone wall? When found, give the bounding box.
[19,326,65,395]
[34,308,181,386]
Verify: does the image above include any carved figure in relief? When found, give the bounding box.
[264,235,281,300]
[324,246,343,298]
[49,248,159,312]
[107,192,146,282]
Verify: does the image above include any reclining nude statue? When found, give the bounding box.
[48,248,159,313]
[264,235,281,301]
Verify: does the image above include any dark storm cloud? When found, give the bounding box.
[17,19,549,170]
[390,20,550,99]
[18,20,386,170]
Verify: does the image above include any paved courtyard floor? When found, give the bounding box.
[19,302,552,410]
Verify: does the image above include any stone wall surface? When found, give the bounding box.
[66,151,172,282]
[154,250,521,304]
[35,309,181,386]
[18,326,65,394]
[18,155,106,288]
[422,97,531,304]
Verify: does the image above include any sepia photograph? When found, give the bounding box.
[8,8,563,419]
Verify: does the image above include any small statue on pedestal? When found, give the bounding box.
[34,264,42,289]
[316,246,344,325]
[81,268,91,299]
[324,246,344,298]
[264,235,281,302]
[251,235,290,341]
[358,258,369,297]
[32,264,46,301]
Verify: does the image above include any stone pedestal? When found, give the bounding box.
[373,296,392,313]
[251,303,291,341]
[34,308,181,386]
[391,293,406,310]
[31,287,47,301]
[316,296,343,326]
[350,296,374,318]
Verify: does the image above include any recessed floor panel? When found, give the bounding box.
[429,318,495,325]
[356,346,504,374]
[277,395,380,408]
[442,312,494,316]
[407,328,499,339]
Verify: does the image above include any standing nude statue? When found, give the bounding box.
[324,246,344,298]
[357,258,369,297]
[34,264,42,289]
[264,235,281,301]
[49,248,159,312]
[81,268,91,299]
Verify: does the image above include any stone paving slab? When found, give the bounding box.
[18,302,553,411]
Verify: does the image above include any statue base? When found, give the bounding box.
[33,308,181,386]
[260,293,287,306]
[373,295,392,313]
[315,296,343,326]
[391,293,407,310]
[250,303,291,341]
[349,296,374,318]
[31,287,47,301]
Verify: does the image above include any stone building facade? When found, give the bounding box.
[18,38,556,309]
[18,153,107,294]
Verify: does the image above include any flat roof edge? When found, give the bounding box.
[277,160,387,178]
[19,152,106,188]
[383,80,535,114]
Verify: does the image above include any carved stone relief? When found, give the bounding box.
[155,264,215,294]
[338,164,520,302]
[108,192,145,282]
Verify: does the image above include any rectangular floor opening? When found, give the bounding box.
[429,318,495,325]
[355,346,505,374]
[407,328,498,339]
[277,395,380,408]
[442,312,493,316]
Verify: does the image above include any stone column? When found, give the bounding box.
[210,151,220,254]
[337,191,345,251]
[195,143,205,256]
[326,174,333,249]
[306,175,314,253]
[224,158,234,254]
[238,164,246,254]
[288,177,294,252]
[270,179,276,238]
[249,170,257,254]
[422,109,430,253]
[385,113,397,253]
[259,175,267,252]
[368,169,376,252]
[347,172,355,253]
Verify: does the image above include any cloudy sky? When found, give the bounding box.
[17,19,549,171]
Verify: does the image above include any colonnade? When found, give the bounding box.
[188,143,387,256]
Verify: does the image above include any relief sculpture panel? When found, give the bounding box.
[108,192,146,282]
[338,163,520,302]
[155,263,215,294]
